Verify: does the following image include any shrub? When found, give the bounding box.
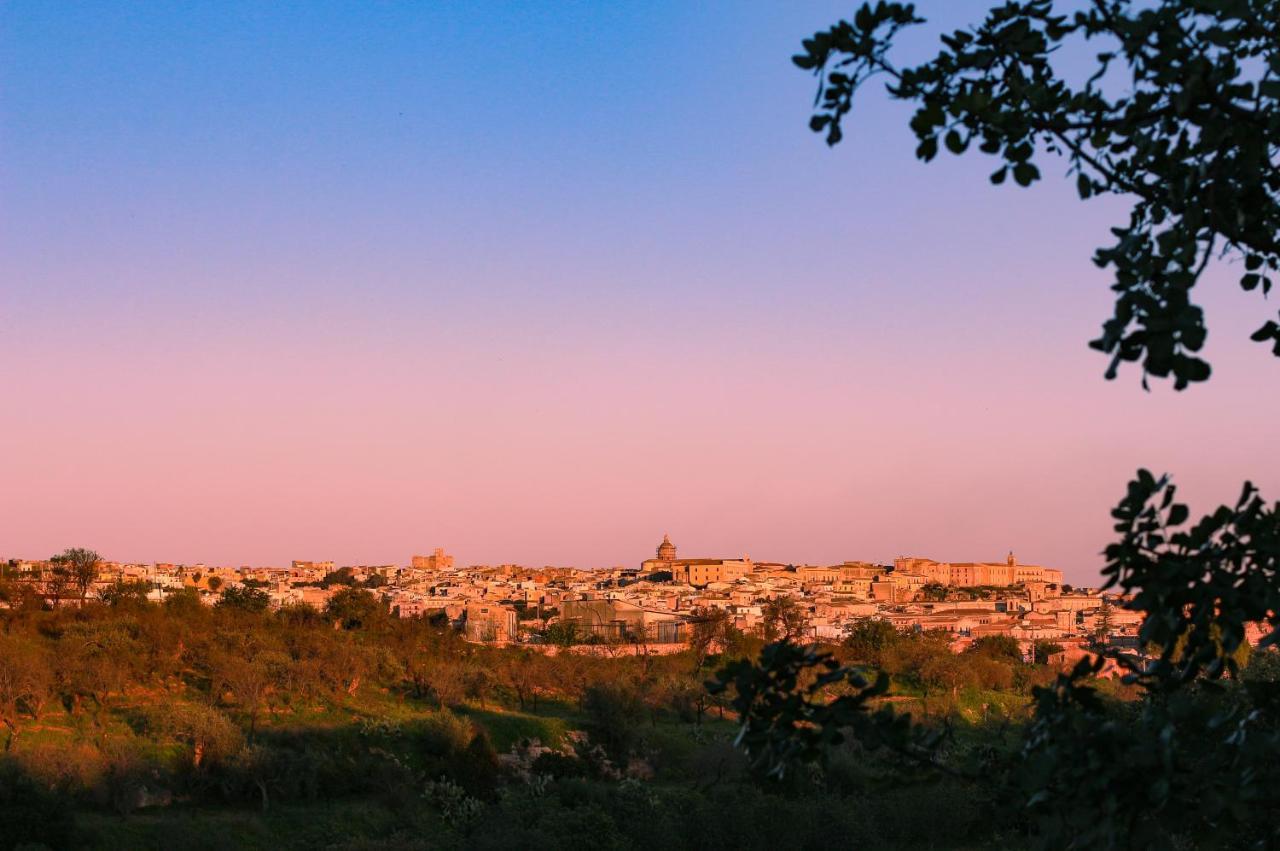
[581,683,644,765]
[414,711,475,758]
[423,776,483,829]
[531,750,587,780]
[215,585,270,614]
[968,656,1014,691]
[325,587,386,631]
[967,635,1023,664]
[0,761,77,849]
[449,731,502,799]
[842,618,901,665]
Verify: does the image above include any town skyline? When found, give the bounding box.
[4,539,1080,647]
[3,538,1081,583]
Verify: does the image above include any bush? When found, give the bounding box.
[414,711,475,758]
[842,618,901,665]
[423,776,483,830]
[325,587,386,630]
[531,750,587,780]
[967,635,1023,664]
[215,585,270,614]
[968,656,1014,691]
[93,741,161,815]
[449,732,503,799]
[0,762,77,849]
[1033,640,1065,665]
[581,683,644,766]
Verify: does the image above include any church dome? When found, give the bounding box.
[656,534,677,561]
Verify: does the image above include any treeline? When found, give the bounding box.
[0,586,729,749]
[0,588,746,840]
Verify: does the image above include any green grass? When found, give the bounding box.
[454,704,573,750]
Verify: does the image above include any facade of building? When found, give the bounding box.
[894,553,1063,587]
[464,601,518,642]
[412,549,455,571]
[559,598,690,643]
[640,535,753,586]
[291,560,335,573]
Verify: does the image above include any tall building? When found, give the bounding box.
[412,548,454,571]
[641,534,752,586]
[656,534,677,563]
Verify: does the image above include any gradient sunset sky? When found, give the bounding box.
[3,2,1277,583]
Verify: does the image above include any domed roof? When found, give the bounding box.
[656,533,677,560]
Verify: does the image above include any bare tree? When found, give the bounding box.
[0,637,52,751]
[500,649,544,712]
[44,559,71,609]
[424,657,467,708]
[215,654,272,737]
[689,606,731,670]
[56,547,101,605]
[761,596,809,642]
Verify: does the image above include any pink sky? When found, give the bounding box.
[3,2,1277,583]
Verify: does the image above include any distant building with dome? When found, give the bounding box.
[641,534,753,587]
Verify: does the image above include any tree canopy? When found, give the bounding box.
[794,0,1280,389]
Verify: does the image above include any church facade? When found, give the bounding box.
[641,534,753,587]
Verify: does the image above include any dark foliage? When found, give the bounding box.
[708,640,942,780]
[794,0,1280,390]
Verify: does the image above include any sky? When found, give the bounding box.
[3,2,1277,583]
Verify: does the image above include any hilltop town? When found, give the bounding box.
[2,536,1143,660]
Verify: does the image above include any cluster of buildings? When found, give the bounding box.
[555,538,1136,656]
[1,537,1141,656]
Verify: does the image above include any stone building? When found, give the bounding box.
[640,534,753,587]
[464,601,518,642]
[894,552,1063,587]
[559,598,690,644]
[412,548,454,571]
